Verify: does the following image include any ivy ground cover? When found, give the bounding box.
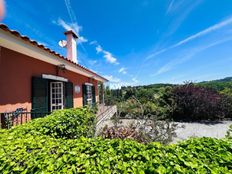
[0,108,232,173]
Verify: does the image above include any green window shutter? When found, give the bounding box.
[82,84,87,106]
[65,82,73,109]
[92,86,96,105]
[31,77,49,117]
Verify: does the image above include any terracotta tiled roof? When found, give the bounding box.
[0,24,108,82]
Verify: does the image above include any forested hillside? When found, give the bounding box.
[105,77,232,121]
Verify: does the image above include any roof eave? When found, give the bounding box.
[0,23,107,83]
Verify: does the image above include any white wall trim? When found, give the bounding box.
[85,82,93,86]
[42,74,68,82]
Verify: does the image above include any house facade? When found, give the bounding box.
[0,24,107,115]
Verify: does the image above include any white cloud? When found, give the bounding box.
[96,45,103,53]
[119,67,127,74]
[103,75,121,83]
[147,16,232,60]
[154,54,193,76]
[132,78,139,83]
[88,60,97,65]
[153,37,232,76]
[166,0,202,36]
[104,75,140,89]
[90,40,98,45]
[53,18,88,44]
[94,44,118,64]
[103,51,118,64]
[78,36,88,43]
[172,17,232,48]
[166,0,175,14]
[37,41,48,47]
[64,0,77,24]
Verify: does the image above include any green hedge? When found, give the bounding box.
[7,107,96,139]
[0,133,231,173]
[0,108,231,173]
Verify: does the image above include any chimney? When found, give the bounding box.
[64,30,78,63]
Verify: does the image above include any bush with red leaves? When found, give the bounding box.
[172,83,231,121]
[101,125,146,143]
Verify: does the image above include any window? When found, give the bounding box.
[86,85,92,105]
[50,82,64,111]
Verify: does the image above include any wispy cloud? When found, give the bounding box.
[96,45,103,53]
[90,40,98,45]
[153,37,232,76]
[153,54,193,76]
[119,67,127,74]
[103,51,118,64]
[166,0,201,16]
[165,0,202,36]
[92,44,118,64]
[172,17,232,48]
[147,16,232,60]
[104,74,139,89]
[103,75,121,83]
[132,77,139,83]
[64,0,77,24]
[166,0,175,14]
[53,0,88,44]
[88,60,97,66]
[53,18,88,44]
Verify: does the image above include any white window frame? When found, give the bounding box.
[50,82,64,112]
[86,84,93,106]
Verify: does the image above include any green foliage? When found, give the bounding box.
[220,87,232,98]
[8,107,96,139]
[0,130,231,173]
[198,79,232,92]
[0,108,232,173]
[226,124,232,139]
[106,77,232,121]
[116,86,175,119]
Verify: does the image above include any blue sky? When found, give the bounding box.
[3,0,232,88]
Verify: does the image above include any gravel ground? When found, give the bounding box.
[97,119,232,143]
[172,121,232,143]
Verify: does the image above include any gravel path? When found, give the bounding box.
[173,121,232,143]
[97,119,232,143]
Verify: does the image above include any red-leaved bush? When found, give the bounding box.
[172,83,231,121]
[101,125,145,142]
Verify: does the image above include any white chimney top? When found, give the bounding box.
[64,30,78,63]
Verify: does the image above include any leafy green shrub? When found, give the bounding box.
[226,124,232,139]
[8,107,96,139]
[0,131,231,173]
[117,86,175,119]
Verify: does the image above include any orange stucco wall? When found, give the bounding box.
[0,46,99,113]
